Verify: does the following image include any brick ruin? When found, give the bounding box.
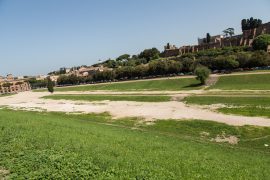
[163,22,270,57]
[0,75,31,94]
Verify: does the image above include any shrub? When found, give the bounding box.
[194,66,211,85]
[252,34,270,51]
[47,77,54,93]
[247,50,270,67]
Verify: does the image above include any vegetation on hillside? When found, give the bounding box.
[47,17,270,86]
[56,46,270,86]
[252,34,270,51]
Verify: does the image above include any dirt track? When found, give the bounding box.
[1,91,270,127]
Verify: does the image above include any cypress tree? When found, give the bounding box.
[47,77,54,93]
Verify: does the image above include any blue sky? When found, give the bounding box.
[0,0,270,76]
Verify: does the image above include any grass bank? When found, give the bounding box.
[0,109,270,179]
[42,94,171,102]
[35,78,201,92]
[210,74,270,90]
[184,95,270,118]
[184,96,270,106]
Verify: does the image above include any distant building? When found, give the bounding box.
[36,75,48,81]
[17,76,24,80]
[68,65,111,77]
[162,22,270,57]
[49,75,59,83]
[267,45,270,54]
[65,68,71,73]
[198,35,224,45]
[6,74,14,81]
[0,76,4,83]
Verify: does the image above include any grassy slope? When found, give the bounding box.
[0,109,270,179]
[36,78,201,92]
[184,96,270,118]
[210,74,270,90]
[184,96,270,106]
[42,94,171,102]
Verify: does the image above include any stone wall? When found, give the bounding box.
[162,48,180,57]
[0,81,31,94]
[162,22,270,57]
[241,22,270,46]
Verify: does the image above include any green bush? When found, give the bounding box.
[194,66,211,84]
[252,34,270,51]
[47,77,54,93]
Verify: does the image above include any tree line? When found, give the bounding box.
[55,46,270,86]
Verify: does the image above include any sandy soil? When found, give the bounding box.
[1,91,270,127]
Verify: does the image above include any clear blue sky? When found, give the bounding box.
[0,0,270,76]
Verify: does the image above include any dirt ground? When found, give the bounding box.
[1,91,270,127]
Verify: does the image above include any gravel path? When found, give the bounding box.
[1,91,270,127]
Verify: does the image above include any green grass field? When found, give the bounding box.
[36,78,201,92]
[184,96,270,118]
[210,74,270,90]
[42,94,171,102]
[219,107,270,118]
[0,109,270,179]
[184,96,270,106]
[0,94,14,97]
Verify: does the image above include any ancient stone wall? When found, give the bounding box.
[0,81,31,94]
[162,49,180,57]
[162,22,270,57]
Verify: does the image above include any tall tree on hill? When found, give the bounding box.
[138,48,160,61]
[206,33,211,43]
[241,19,247,31]
[241,17,262,30]
[47,77,54,93]
[223,28,234,38]
[116,54,130,61]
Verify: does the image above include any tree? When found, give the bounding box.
[47,77,54,93]
[252,34,270,51]
[206,33,211,43]
[138,48,160,61]
[223,28,234,38]
[241,17,262,30]
[235,52,252,68]
[148,60,168,75]
[194,66,211,85]
[241,19,247,31]
[116,54,130,61]
[182,57,195,72]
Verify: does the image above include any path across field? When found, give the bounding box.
[1,71,270,127]
[1,91,270,127]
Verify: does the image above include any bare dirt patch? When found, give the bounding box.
[1,92,270,127]
[212,134,239,145]
[0,167,10,179]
